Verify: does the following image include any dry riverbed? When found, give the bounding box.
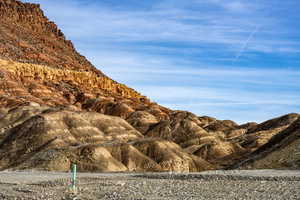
[0,170,299,200]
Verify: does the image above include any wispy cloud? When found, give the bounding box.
[24,0,300,54]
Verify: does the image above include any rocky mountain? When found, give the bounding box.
[0,0,299,172]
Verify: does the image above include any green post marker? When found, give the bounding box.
[71,163,77,191]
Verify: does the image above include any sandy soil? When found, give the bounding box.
[0,170,299,200]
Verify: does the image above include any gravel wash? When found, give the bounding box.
[0,170,299,200]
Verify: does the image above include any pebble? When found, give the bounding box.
[0,171,299,199]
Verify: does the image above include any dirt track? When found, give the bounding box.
[0,170,299,199]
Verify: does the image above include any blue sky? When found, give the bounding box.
[23,0,300,124]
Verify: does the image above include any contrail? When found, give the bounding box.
[233,25,260,62]
[232,0,278,62]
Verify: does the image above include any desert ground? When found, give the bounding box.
[0,170,299,200]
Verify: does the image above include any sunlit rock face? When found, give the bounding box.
[0,0,299,172]
[0,105,214,172]
[0,0,99,73]
[232,117,300,170]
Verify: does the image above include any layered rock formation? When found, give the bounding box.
[0,0,299,172]
[0,59,145,107]
[0,0,99,73]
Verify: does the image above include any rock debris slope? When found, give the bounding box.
[0,0,299,172]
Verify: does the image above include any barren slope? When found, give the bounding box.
[230,117,300,169]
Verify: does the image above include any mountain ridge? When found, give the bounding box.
[0,0,299,172]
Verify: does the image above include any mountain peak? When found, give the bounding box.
[0,0,99,74]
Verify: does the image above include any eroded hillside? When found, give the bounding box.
[0,102,299,172]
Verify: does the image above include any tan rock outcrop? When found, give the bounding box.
[0,59,143,101]
[127,111,158,134]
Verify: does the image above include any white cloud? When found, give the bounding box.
[224,2,247,11]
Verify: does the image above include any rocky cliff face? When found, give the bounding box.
[0,0,299,172]
[0,0,98,73]
[0,59,145,107]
